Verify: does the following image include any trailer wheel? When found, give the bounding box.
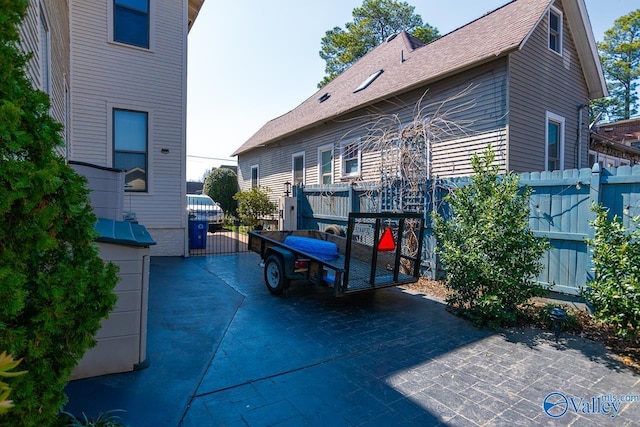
[324,225,345,237]
[264,255,288,295]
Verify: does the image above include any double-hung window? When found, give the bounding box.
[546,112,565,171]
[114,0,150,48]
[341,139,361,178]
[292,152,305,185]
[39,2,51,94]
[318,145,333,184]
[548,7,562,54]
[251,165,259,188]
[113,109,148,192]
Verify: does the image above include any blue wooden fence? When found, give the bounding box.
[296,164,640,295]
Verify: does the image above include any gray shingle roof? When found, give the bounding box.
[232,0,600,156]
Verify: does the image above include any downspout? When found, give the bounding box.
[577,104,588,169]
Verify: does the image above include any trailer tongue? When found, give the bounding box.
[248,213,425,297]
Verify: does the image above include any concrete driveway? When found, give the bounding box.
[65,254,640,426]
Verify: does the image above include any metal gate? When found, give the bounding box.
[188,225,250,256]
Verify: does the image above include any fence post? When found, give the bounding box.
[585,163,601,284]
[349,182,359,213]
[234,219,240,253]
[588,163,601,212]
[424,178,438,280]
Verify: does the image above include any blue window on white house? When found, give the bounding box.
[251,165,259,188]
[114,0,149,48]
[548,7,562,54]
[113,109,148,192]
[341,140,360,177]
[292,152,305,185]
[319,146,333,184]
[546,112,565,171]
[39,2,50,94]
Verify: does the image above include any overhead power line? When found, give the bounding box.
[187,154,237,162]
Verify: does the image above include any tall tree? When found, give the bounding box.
[318,0,439,88]
[594,9,640,121]
[203,168,239,216]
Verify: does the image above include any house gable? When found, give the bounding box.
[508,0,596,172]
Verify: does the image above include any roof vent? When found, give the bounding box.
[386,33,398,42]
[318,93,330,103]
[353,70,383,93]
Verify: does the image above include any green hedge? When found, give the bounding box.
[0,2,119,425]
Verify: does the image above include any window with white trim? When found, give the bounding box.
[39,2,50,94]
[546,112,565,171]
[548,6,562,54]
[113,109,148,192]
[292,152,305,185]
[114,0,150,48]
[341,139,361,178]
[318,145,333,184]
[250,165,259,188]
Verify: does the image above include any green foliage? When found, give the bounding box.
[203,168,239,216]
[233,187,277,229]
[528,304,581,333]
[0,2,119,425]
[61,410,126,427]
[0,352,26,415]
[318,0,439,87]
[585,204,640,338]
[432,146,549,328]
[594,9,640,121]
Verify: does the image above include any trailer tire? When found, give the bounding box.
[264,255,288,295]
[324,225,345,237]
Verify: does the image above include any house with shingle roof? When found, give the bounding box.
[233,0,607,197]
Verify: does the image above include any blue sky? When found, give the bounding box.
[186,0,637,180]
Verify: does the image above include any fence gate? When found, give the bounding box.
[186,193,250,256]
[188,223,250,256]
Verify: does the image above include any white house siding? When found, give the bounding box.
[381,63,509,178]
[69,0,188,256]
[238,59,509,194]
[508,1,590,172]
[19,3,41,91]
[19,1,70,157]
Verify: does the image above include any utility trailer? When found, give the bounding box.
[248,212,425,296]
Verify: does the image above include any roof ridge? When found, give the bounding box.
[435,0,519,40]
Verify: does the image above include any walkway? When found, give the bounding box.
[64,254,640,426]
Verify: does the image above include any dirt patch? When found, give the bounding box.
[401,278,640,374]
[401,278,452,301]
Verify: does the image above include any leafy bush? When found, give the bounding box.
[0,2,119,425]
[233,187,277,229]
[432,147,549,327]
[585,203,640,338]
[203,168,239,216]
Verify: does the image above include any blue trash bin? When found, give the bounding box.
[189,220,208,249]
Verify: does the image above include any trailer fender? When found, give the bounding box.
[265,246,298,278]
